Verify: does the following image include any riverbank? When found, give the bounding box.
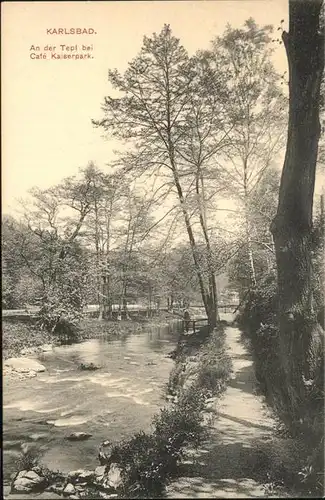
[3,312,180,361]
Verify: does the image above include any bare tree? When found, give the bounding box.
[210,19,287,286]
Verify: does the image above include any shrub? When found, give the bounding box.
[108,387,208,498]
[166,359,187,396]
[109,432,167,498]
[195,357,230,396]
[195,331,232,396]
[3,320,56,359]
[37,298,81,339]
[15,448,41,472]
[153,386,208,453]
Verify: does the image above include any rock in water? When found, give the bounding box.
[66,432,93,441]
[68,470,86,480]
[76,470,94,482]
[106,463,122,489]
[63,483,75,495]
[11,469,46,493]
[4,358,46,373]
[41,344,53,352]
[30,433,47,441]
[79,362,100,371]
[95,465,107,477]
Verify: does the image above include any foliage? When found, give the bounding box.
[195,343,232,396]
[33,245,90,337]
[311,203,325,322]
[153,386,208,451]
[15,448,41,472]
[2,180,94,332]
[166,359,187,396]
[2,216,43,309]
[237,275,324,496]
[3,320,57,360]
[235,189,324,495]
[227,166,280,299]
[109,387,208,498]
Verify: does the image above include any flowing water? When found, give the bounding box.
[3,320,183,481]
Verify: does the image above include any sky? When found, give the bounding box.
[2,0,291,214]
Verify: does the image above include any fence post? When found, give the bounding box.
[193,320,196,333]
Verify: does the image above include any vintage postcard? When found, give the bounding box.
[2,1,324,499]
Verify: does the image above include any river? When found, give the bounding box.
[3,320,183,482]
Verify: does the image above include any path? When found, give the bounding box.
[166,325,279,498]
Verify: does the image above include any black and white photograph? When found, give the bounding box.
[2,1,324,498]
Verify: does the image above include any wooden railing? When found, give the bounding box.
[183,318,209,333]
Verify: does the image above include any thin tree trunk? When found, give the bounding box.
[93,197,103,320]
[102,275,107,320]
[172,169,210,317]
[244,161,257,287]
[270,0,324,422]
[105,201,113,320]
[164,61,210,326]
[148,281,152,318]
[196,170,219,326]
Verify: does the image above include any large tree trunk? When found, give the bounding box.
[270,0,324,423]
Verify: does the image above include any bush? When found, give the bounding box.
[37,299,81,339]
[108,387,208,498]
[195,330,232,396]
[154,387,208,453]
[195,357,230,396]
[166,359,187,396]
[237,278,324,497]
[15,448,41,472]
[109,432,167,498]
[3,320,57,359]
